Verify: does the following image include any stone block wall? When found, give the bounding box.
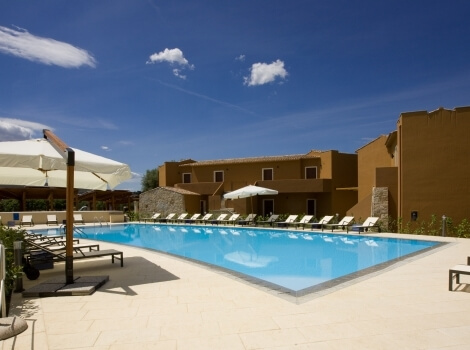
[371,186,388,229]
[139,188,186,217]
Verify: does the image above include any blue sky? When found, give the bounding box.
[1,1,469,192]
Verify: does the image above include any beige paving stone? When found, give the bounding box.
[159,320,221,340]
[239,328,308,349]
[88,315,149,332]
[298,322,365,342]
[44,319,94,334]
[109,340,177,350]
[6,231,470,349]
[218,315,280,334]
[42,309,88,323]
[177,334,245,350]
[82,306,139,320]
[94,328,163,346]
[47,331,100,349]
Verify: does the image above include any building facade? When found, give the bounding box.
[140,106,469,227]
[351,106,470,226]
[141,150,357,218]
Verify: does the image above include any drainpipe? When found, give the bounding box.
[442,215,446,237]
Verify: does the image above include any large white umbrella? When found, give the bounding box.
[0,131,132,284]
[224,185,278,215]
[0,138,131,190]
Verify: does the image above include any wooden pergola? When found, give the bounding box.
[78,189,138,210]
[0,186,137,211]
[0,186,74,211]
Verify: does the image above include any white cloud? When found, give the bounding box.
[146,48,194,79]
[172,68,186,80]
[0,118,52,141]
[244,59,288,86]
[118,140,134,146]
[101,146,111,151]
[0,26,96,68]
[236,54,245,62]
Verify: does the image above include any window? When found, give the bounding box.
[214,171,224,182]
[305,166,318,179]
[182,173,191,183]
[262,168,273,181]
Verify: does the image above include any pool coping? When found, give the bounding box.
[29,224,453,304]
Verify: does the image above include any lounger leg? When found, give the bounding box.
[467,257,470,265]
[449,271,454,291]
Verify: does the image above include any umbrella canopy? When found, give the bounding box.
[0,139,131,190]
[223,185,278,199]
[0,133,132,285]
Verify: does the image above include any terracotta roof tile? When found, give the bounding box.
[160,186,199,195]
[181,153,320,167]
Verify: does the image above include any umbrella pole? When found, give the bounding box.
[44,130,75,284]
[65,163,74,284]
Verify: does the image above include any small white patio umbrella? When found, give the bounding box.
[0,131,132,284]
[224,185,278,215]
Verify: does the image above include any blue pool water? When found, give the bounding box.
[35,224,443,295]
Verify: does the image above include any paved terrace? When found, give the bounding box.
[3,225,470,349]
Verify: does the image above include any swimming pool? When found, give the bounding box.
[34,224,445,296]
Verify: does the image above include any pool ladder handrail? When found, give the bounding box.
[94,216,110,228]
[59,224,88,238]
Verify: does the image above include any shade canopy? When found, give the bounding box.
[223,185,278,199]
[0,139,131,190]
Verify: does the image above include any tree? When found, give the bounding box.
[141,168,159,192]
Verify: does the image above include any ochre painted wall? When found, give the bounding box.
[357,135,394,202]
[159,151,358,216]
[398,107,470,223]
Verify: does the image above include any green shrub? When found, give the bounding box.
[0,225,26,296]
[456,219,470,238]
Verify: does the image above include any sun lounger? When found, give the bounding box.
[46,215,58,226]
[348,217,381,233]
[48,243,100,253]
[157,213,176,223]
[20,215,34,227]
[290,215,314,229]
[449,264,470,291]
[195,213,213,224]
[274,215,298,228]
[72,249,123,266]
[184,213,201,224]
[255,214,279,226]
[27,238,99,253]
[323,216,355,232]
[211,214,228,225]
[27,236,80,247]
[73,214,85,224]
[27,240,123,267]
[238,214,257,226]
[218,214,240,225]
[174,213,189,223]
[306,215,334,230]
[142,213,161,223]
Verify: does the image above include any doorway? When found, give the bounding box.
[200,200,207,214]
[307,199,316,216]
[263,199,274,217]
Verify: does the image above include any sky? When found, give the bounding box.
[1,0,470,192]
